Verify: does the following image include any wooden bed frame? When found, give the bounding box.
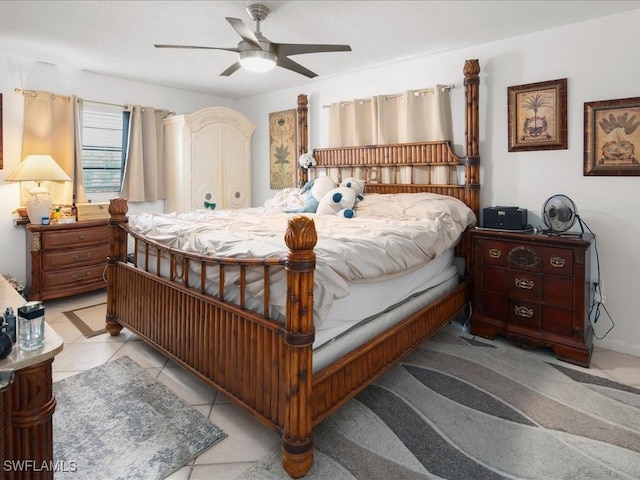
[105,59,480,478]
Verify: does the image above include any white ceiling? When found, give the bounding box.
[2,1,640,99]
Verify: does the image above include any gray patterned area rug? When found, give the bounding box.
[53,356,226,480]
[239,324,640,480]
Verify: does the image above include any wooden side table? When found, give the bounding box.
[470,228,594,367]
[0,276,63,479]
[26,220,108,301]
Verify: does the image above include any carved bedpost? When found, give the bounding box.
[297,94,309,187]
[463,59,481,275]
[106,198,128,336]
[282,215,317,478]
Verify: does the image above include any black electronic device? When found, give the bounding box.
[482,206,529,230]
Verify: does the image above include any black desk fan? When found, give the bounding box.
[541,194,584,237]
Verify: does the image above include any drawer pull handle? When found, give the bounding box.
[71,272,90,282]
[514,305,534,318]
[515,277,534,289]
[72,253,92,261]
[550,256,566,268]
[79,234,86,240]
[488,248,502,259]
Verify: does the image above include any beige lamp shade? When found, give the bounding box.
[5,155,72,224]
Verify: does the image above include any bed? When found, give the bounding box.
[105,59,481,478]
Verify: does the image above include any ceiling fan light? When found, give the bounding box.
[239,50,277,73]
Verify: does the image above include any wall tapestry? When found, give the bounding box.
[269,108,297,189]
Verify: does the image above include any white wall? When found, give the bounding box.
[237,9,640,355]
[0,54,232,285]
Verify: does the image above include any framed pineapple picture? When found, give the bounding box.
[268,108,297,189]
[508,78,568,152]
[584,96,640,176]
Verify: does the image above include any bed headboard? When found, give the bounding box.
[296,59,481,273]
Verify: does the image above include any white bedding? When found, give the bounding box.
[128,192,476,326]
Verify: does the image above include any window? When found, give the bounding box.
[81,103,126,193]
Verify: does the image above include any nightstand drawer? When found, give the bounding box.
[508,271,541,301]
[481,240,509,266]
[540,246,573,277]
[542,305,573,336]
[481,291,508,320]
[41,225,109,249]
[542,276,574,308]
[41,264,106,290]
[41,244,109,270]
[482,266,508,294]
[508,299,541,330]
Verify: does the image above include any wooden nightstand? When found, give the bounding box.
[25,220,109,301]
[470,228,594,367]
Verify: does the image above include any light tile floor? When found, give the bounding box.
[45,290,640,480]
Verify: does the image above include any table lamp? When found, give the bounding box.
[5,154,72,224]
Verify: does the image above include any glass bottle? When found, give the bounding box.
[4,307,16,343]
[17,301,45,351]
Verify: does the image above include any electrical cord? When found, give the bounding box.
[460,301,473,332]
[578,215,614,339]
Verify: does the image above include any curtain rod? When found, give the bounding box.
[15,88,71,101]
[322,84,455,108]
[83,98,127,109]
[15,88,123,107]
[15,88,175,114]
[84,100,175,115]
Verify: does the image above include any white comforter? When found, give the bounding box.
[128,192,476,325]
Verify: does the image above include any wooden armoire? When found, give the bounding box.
[164,106,256,213]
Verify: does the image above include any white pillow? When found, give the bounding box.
[263,188,305,211]
[356,192,476,226]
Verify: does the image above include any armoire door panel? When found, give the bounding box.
[164,107,256,213]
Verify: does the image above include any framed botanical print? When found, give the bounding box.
[268,108,297,189]
[584,96,640,176]
[508,78,568,152]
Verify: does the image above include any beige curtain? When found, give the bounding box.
[353,99,377,146]
[328,102,354,147]
[120,106,169,202]
[329,86,454,184]
[376,94,401,145]
[401,86,453,142]
[402,86,454,184]
[21,91,84,204]
[374,86,454,143]
[74,98,87,203]
[328,99,377,147]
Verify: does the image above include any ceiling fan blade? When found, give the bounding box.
[276,43,352,57]
[276,56,317,78]
[220,61,242,77]
[154,44,238,53]
[225,17,261,48]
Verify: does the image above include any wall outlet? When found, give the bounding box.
[592,282,606,304]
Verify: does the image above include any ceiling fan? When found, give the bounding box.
[154,3,352,78]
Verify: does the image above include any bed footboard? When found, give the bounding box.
[106,199,318,478]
